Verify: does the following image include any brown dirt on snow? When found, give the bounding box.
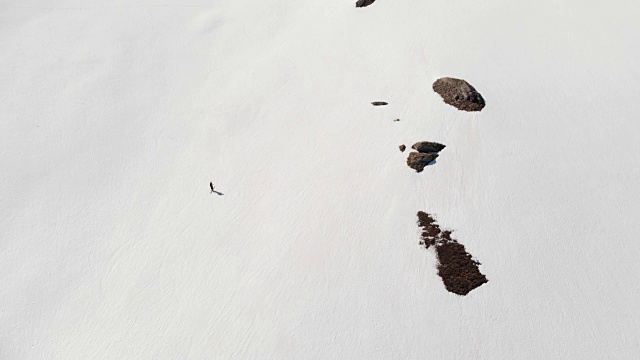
[417,211,440,248]
[356,0,376,8]
[436,241,488,295]
[416,211,488,295]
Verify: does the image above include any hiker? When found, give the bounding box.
[210,182,215,193]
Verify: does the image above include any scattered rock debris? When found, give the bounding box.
[356,0,376,8]
[371,101,388,106]
[399,144,406,152]
[417,211,488,296]
[406,152,438,172]
[412,141,446,154]
[417,211,440,248]
[433,77,485,112]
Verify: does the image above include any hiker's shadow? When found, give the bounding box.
[212,191,224,196]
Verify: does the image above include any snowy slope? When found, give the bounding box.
[1,0,640,358]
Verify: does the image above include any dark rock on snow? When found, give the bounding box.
[356,0,376,8]
[399,144,406,152]
[417,211,440,249]
[436,241,488,296]
[412,141,446,154]
[433,77,485,112]
[371,101,388,106]
[416,211,488,296]
[406,152,438,172]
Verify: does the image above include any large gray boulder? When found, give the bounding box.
[412,141,446,154]
[406,152,438,172]
[433,77,485,112]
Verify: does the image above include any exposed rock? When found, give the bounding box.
[371,101,388,106]
[393,118,400,122]
[356,0,376,8]
[416,211,488,296]
[432,77,485,112]
[399,144,406,152]
[417,211,440,248]
[412,141,446,154]
[436,241,488,296]
[406,152,438,172]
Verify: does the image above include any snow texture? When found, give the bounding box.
[1,0,640,359]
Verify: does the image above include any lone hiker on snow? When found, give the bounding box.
[210,182,215,194]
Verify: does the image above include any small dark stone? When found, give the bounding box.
[412,141,446,154]
[399,145,406,152]
[356,0,376,8]
[393,119,400,122]
[406,152,438,172]
[433,77,485,112]
[371,101,388,106]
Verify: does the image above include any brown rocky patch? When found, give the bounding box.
[399,144,406,152]
[407,152,438,172]
[436,241,488,295]
[433,77,485,112]
[412,141,446,154]
[416,211,488,296]
[417,211,440,248]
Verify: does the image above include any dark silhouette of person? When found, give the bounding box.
[210,182,215,193]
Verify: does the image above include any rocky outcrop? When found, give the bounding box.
[399,144,406,152]
[417,211,488,296]
[405,142,444,171]
[412,141,445,154]
[436,241,488,296]
[371,101,388,106]
[356,0,376,8]
[433,77,485,112]
[406,152,438,172]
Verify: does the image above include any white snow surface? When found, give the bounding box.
[2,0,640,358]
